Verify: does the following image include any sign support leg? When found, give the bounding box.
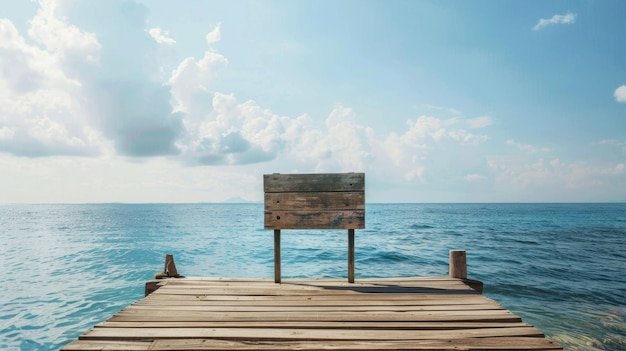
[274,229,281,283]
[348,229,355,283]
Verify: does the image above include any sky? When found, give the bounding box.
[0,0,625,203]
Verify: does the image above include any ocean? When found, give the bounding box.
[0,203,624,350]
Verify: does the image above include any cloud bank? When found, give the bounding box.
[0,0,492,173]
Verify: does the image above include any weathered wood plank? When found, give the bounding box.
[152,276,474,283]
[98,321,532,330]
[82,326,544,341]
[151,276,474,282]
[264,173,365,192]
[265,192,365,211]
[148,337,563,350]
[148,280,481,295]
[125,304,505,312]
[141,295,495,304]
[151,283,477,292]
[110,309,523,323]
[137,298,500,307]
[157,279,474,287]
[150,288,479,296]
[264,210,365,229]
[150,286,477,296]
[61,340,151,350]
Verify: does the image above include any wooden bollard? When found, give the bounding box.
[448,250,483,293]
[146,254,185,296]
[449,250,467,279]
[155,254,183,279]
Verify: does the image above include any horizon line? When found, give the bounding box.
[1,201,625,206]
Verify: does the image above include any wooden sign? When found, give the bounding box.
[264,173,365,229]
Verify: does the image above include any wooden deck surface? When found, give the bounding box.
[62,277,563,350]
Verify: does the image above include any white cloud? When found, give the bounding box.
[167,37,377,170]
[465,174,486,182]
[205,23,221,44]
[169,51,228,115]
[59,0,184,157]
[595,139,626,154]
[614,85,626,103]
[382,116,489,182]
[396,116,474,144]
[507,140,550,154]
[178,92,285,165]
[0,11,103,157]
[467,115,493,129]
[28,0,101,54]
[533,12,576,31]
[0,18,79,93]
[423,104,462,116]
[175,94,376,171]
[0,0,188,158]
[314,106,375,172]
[486,151,626,202]
[404,167,425,182]
[280,114,329,161]
[147,27,176,45]
[601,163,625,175]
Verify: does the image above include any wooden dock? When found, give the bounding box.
[62,277,563,350]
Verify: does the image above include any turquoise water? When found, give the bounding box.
[0,203,624,350]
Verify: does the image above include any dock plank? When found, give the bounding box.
[111,310,523,323]
[125,303,504,311]
[148,338,563,350]
[98,321,532,329]
[81,326,545,340]
[139,296,496,305]
[62,277,563,351]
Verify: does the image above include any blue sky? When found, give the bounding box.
[0,0,625,203]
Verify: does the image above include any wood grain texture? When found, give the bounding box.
[264,173,364,192]
[264,192,365,211]
[449,250,468,279]
[264,210,365,229]
[62,278,563,351]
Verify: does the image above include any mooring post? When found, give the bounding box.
[164,254,178,277]
[274,229,281,284]
[146,254,184,296]
[155,254,183,279]
[449,250,467,279]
